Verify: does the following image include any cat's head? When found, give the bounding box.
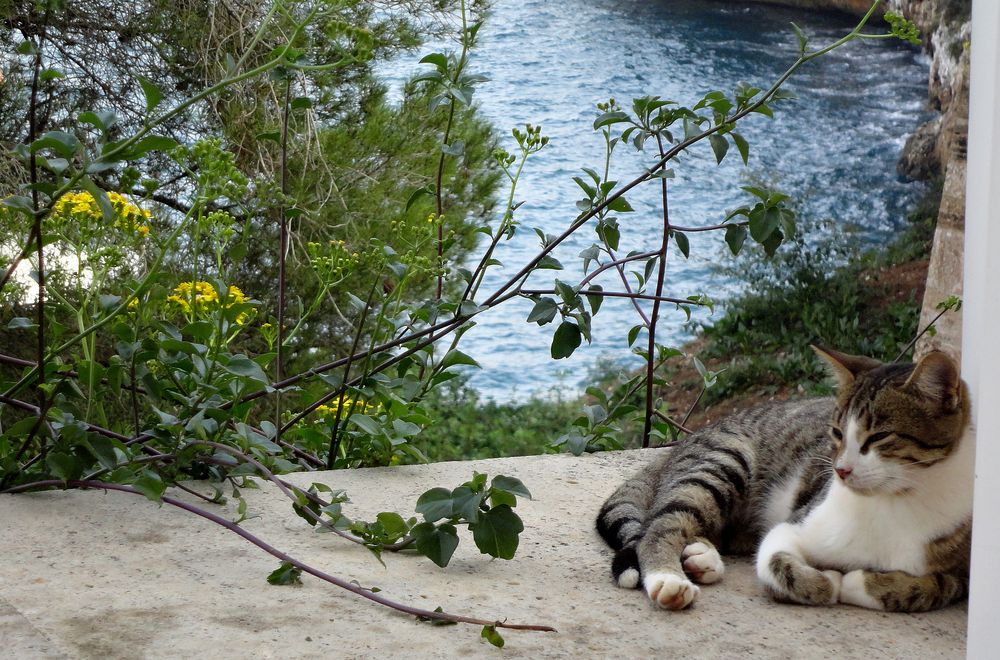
[812,346,970,495]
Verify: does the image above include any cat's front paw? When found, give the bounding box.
[682,541,725,584]
[839,570,883,610]
[822,570,844,604]
[644,572,700,610]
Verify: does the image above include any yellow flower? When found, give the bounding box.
[168,281,254,325]
[315,397,379,419]
[53,190,151,237]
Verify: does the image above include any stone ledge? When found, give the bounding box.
[0,451,966,658]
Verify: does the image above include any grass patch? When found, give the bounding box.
[695,181,940,404]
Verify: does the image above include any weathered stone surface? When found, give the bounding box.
[0,452,967,658]
[916,160,965,362]
[898,118,943,180]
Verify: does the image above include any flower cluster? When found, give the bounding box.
[316,397,379,418]
[53,191,151,236]
[307,239,362,283]
[167,281,252,324]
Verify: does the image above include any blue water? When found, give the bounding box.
[383,0,930,401]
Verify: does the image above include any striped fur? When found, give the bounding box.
[596,349,973,612]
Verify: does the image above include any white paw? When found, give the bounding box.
[838,570,883,610]
[644,572,700,610]
[682,542,725,584]
[822,570,844,605]
[617,567,640,589]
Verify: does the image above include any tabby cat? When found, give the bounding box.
[596,347,973,612]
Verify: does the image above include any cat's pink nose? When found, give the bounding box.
[835,466,853,480]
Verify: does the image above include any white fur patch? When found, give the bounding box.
[755,521,802,593]
[839,570,883,610]
[797,426,975,575]
[617,568,640,589]
[644,572,699,610]
[762,467,805,530]
[682,542,725,584]
[822,570,844,604]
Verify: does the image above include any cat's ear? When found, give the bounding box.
[811,345,881,389]
[904,351,962,410]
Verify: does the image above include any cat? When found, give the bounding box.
[596,347,973,612]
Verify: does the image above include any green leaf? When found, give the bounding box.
[411,522,460,568]
[450,485,483,523]
[551,321,582,359]
[708,134,729,164]
[593,111,630,130]
[127,135,178,159]
[673,231,690,258]
[138,76,164,114]
[46,453,82,482]
[133,469,166,503]
[375,511,410,538]
[291,96,312,110]
[471,505,523,560]
[724,225,747,255]
[627,324,644,347]
[79,110,118,132]
[527,297,558,325]
[80,178,115,222]
[606,197,634,213]
[535,255,563,270]
[349,413,380,436]
[790,22,808,54]
[266,561,303,586]
[418,52,448,70]
[224,356,269,384]
[30,131,79,159]
[415,487,453,523]
[748,206,780,243]
[491,475,532,500]
[585,285,604,314]
[481,625,505,648]
[405,184,435,212]
[731,132,749,165]
[440,350,481,371]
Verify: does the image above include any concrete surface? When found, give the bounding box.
[0,451,967,659]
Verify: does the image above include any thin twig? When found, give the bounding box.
[7,480,557,633]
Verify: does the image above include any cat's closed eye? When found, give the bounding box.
[860,431,893,452]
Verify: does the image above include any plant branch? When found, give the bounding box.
[5,480,557,633]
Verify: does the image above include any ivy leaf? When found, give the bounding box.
[415,487,453,522]
[46,453,82,482]
[411,522,460,568]
[450,485,483,524]
[471,505,523,560]
[550,321,582,359]
[491,475,532,501]
[133,469,166,503]
[267,561,303,586]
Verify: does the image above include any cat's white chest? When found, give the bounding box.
[795,440,974,574]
